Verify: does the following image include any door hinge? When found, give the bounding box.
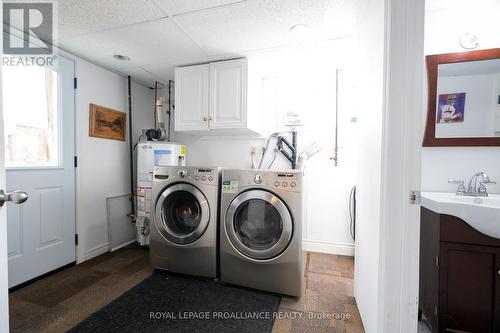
[74,156,78,167]
[74,77,77,89]
[75,234,78,246]
[435,255,439,267]
[409,190,421,205]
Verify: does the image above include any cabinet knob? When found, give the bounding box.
[209,116,213,121]
[203,117,208,122]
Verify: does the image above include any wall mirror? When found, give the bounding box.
[423,48,500,146]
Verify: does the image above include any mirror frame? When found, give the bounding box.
[423,48,500,147]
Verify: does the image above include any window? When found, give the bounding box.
[2,63,59,167]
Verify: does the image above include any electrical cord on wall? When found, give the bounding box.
[132,133,146,150]
[267,148,279,169]
[349,186,356,241]
[258,133,279,169]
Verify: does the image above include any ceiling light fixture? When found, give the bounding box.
[459,33,480,50]
[289,24,312,36]
[113,54,130,61]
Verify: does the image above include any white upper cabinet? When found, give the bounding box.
[174,64,210,131]
[174,58,263,135]
[209,59,247,129]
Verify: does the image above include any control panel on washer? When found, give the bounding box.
[153,166,218,185]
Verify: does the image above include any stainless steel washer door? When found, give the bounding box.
[225,190,293,260]
[155,183,209,245]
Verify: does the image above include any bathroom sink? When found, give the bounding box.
[448,195,500,207]
[421,192,500,239]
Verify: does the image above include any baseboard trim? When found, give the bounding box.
[85,243,109,261]
[110,239,136,252]
[303,239,355,257]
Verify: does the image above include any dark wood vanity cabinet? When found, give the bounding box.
[419,207,500,333]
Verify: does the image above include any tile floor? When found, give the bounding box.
[273,252,364,333]
[9,245,364,333]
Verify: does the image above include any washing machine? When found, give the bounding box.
[219,169,303,296]
[150,166,219,278]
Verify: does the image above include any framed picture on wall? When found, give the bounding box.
[436,93,466,124]
[89,103,126,141]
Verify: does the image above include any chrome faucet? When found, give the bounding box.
[468,172,496,196]
[449,172,496,197]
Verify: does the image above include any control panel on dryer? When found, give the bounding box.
[244,171,301,191]
[271,172,299,190]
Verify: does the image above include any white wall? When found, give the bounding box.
[172,41,358,256]
[425,0,500,55]
[345,0,385,332]
[131,82,155,191]
[132,83,154,144]
[75,59,153,262]
[421,147,500,193]
[422,0,500,193]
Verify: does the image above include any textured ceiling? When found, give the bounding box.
[57,0,166,39]
[4,0,471,87]
[48,0,361,87]
[153,0,246,16]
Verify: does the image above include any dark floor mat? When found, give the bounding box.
[68,271,281,333]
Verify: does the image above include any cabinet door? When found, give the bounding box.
[209,59,247,129]
[419,208,440,331]
[439,243,500,333]
[174,64,209,131]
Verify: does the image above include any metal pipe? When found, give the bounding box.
[127,76,135,213]
[168,80,174,142]
[155,96,166,129]
[331,69,340,166]
[277,130,298,169]
[153,81,158,128]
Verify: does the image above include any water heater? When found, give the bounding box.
[136,142,186,245]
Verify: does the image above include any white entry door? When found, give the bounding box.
[3,55,76,287]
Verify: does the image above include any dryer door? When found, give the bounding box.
[155,183,210,245]
[225,190,293,260]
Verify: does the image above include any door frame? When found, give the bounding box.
[0,5,11,329]
[377,0,425,332]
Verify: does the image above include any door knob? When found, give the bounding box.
[0,190,28,206]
